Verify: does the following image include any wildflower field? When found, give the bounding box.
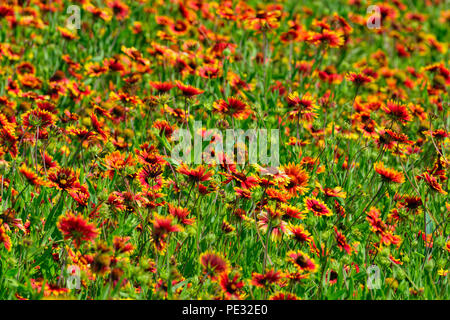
[0,0,449,300]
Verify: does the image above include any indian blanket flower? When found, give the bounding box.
[281,163,310,196]
[287,250,318,273]
[199,251,229,280]
[398,195,422,212]
[149,81,175,93]
[282,204,305,220]
[151,213,182,253]
[168,203,195,225]
[303,197,333,217]
[257,206,287,241]
[270,292,300,300]
[251,269,282,288]
[221,171,259,190]
[334,227,352,255]
[367,207,387,235]
[245,9,281,31]
[103,151,135,179]
[218,272,245,300]
[57,212,99,248]
[374,162,405,184]
[68,183,90,208]
[106,0,130,21]
[308,29,344,47]
[213,97,252,120]
[417,172,447,195]
[47,167,78,191]
[138,164,164,190]
[286,92,318,116]
[0,225,11,251]
[288,224,312,244]
[19,164,45,186]
[175,81,204,98]
[0,127,18,158]
[22,108,56,129]
[113,236,134,254]
[345,71,373,86]
[266,187,291,203]
[382,100,412,125]
[177,163,213,183]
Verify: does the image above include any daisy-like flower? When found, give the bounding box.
[417,172,447,195]
[382,100,412,125]
[199,251,229,280]
[374,162,405,184]
[0,127,18,158]
[168,203,194,225]
[0,225,11,251]
[366,207,387,235]
[106,0,129,21]
[221,171,259,190]
[22,108,56,129]
[323,186,347,198]
[138,164,164,190]
[288,224,312,244]
[218,272,245,300]
[266,187,291,203]
[149,81,175,93]
[234,187,252,199]
[287,250,318,273]
[68,183,90,208]
[286,92,317,113]
[57,212,99,248]
[90,113,108,141]
[303,197,333,217]
[135,143,166,166]
[345,72,373,86]
[245,9,281,31]
[30,279,70,297]
[213,97,252,120]
[57,27,79,40]
[175,81,204,98]
[334,227,352,255]
[398,195,422,212]
[113,236,134,254]
[177,163,213,183]
[270,292,300,300]
[67,126,97,142]
[151,213,182,253]
[308,29,344,47]
[424,128,449,140]
[282,204,305,220]
[251,269,282,288]
[103,151,135,179]
[47,167,78,191]
[281,163,310,196]
[168,20,189,36]
[257,206,287,242]
[19,164,45,186]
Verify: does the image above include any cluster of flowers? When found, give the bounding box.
[0,0,448,299]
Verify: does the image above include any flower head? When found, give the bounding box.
[303,197,332,217]
[374,162,405,184]
[287,250,317,273]
[199,251,229,280]
[57,212,99,248]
